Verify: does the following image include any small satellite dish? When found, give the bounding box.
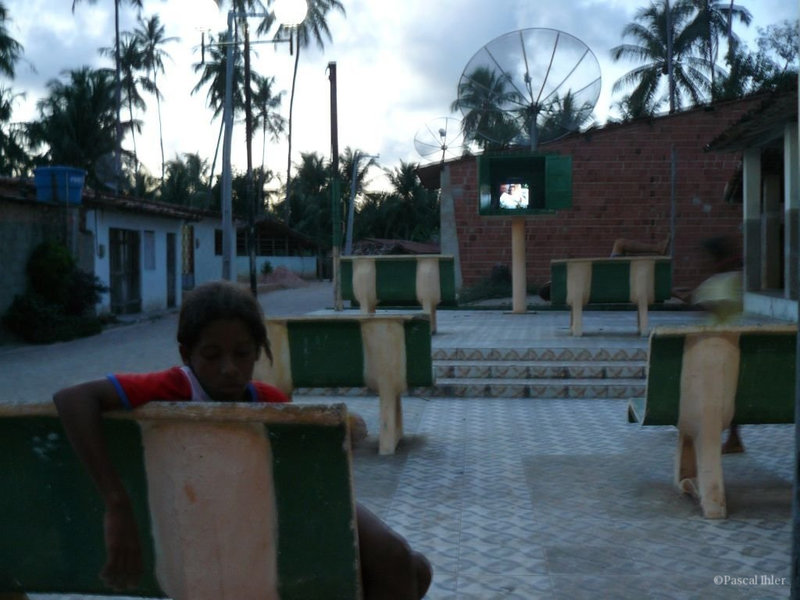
[414,117,470,164]
[455,28,601,150]
[94,152,125,193]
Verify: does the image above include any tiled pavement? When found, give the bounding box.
[317,395,793,599]
[5,286,795,599]
[299,306,795,599]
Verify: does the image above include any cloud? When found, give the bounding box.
[1,0,797,188]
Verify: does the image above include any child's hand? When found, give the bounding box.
[101,499,144,590]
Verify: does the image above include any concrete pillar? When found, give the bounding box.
[762,174,782,290]
[742,148,762,293]
[511,218,526,313]
[785,122,799,300]
[439,165,463,291]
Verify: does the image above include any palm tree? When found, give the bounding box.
[611,0,712,115]
[251,73,285,210]
[72,0,143,192]
[161,152,211,208]
[282,151,329,243]
[684,1,752,98]
[258,0,345,224]
[536,91,596,143]
[101,34,147,173]
[0,5,27,175]
[192,29,249,120]
[451,66,522,149]
[382,161,439,242]
[0,86,29,175]
[0,2,22,79]
[27,67,120,185]
[251,74,285,175]
[134,14,178,183]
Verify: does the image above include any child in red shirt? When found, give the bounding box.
[54,280,431,599]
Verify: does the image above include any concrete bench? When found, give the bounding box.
[627,324,796,518]
[255,314,434,455]
[550,256,672,336]
[0,402,360,600]
[341,255,456,333]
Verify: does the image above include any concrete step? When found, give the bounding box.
[294,378,645,400]
[432,346,648,363]
[419,377,645,399]
[434,360,645,380]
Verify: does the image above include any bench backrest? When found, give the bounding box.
[550,257,672,305]
[341,255,457,306]
[0,403,360,599]
[257,314,433,392]
[639,325,797,425]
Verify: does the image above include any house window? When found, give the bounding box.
[143,230,156,271]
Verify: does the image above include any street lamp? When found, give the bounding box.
[219,0,307,285]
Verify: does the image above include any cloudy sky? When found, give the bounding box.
[3,0,798,191]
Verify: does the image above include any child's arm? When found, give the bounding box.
[53,379,144,590]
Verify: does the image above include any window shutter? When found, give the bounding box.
[544,155,572,209]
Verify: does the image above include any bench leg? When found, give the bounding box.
[421,300,437,334]
[676,332,740,519]
[569,304,583,336]
[694,428,727,519]
[675,430,697,486]
[379,392,403,455]
[352,259,378,314]
[636,300,648,336]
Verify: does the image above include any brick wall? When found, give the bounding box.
[449,94,764,293]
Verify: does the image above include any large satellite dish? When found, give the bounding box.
[455,28,601,149]
[414,116,470,164]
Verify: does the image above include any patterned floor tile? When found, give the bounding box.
[295,394,794,600]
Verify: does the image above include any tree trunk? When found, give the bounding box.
[284,34,300,226]
[114,0,122,193]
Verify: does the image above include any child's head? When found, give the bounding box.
[177,281,271,362]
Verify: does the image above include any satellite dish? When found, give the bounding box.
[455,28,601,149]
[414,117,470,164]
[94,152,126,193]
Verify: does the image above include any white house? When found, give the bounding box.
[2,178,320,322]
[707,86,799,321]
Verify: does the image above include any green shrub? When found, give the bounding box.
[260,261,273,276]
[3,293,102,343]
[26,241,76,306]
[3,242,107,344]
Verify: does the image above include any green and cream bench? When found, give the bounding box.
[255,314,434,455]
[627,324,796,518]
[550,256,672,336]
[340,255,456,333]
[0,402,361,599]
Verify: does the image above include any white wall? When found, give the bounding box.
[191,220,224,286]
[235,255,317,279]
[86,208,186,314]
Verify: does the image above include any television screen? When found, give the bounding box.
[497,181,529,209]
[477,152,572,216]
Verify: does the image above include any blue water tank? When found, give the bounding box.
[33,166,86,204]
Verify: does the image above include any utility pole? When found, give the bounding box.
[328,62,342,310]
[665,0,676,114]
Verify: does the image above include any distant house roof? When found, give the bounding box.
[83,191,212,221]
[254,215,319,251]
[0,176,211,221]
[706,87,798,153]
[352,238,440,255]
